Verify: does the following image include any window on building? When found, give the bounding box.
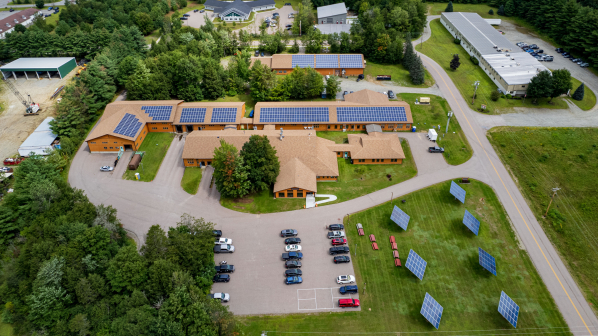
[357,125,360,129]
[152,127,158,130]
[110,147,113,149]
[279,192,285,197]
[114,142,118,144]
[388,125,394,129]
[163,127,169,130]
[91,142,96,144]
[381,159,384,162]
[372,159,375,162]
[377,159,380,162]
[297,191,303,197]
[522,85,526,88]
[104,147,107,149]
[102,142,108,144]
[327,125,331,129]
[284,71,287,73]
[279,71,282,73]
[188,160,194,164]
[287,191,293,197]
[334,125,338,129]
[314,125,319,128]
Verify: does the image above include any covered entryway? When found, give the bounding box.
[176,125,183,133]
[186,125,194,132]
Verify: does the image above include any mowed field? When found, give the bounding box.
[240,180,569,335]
[489,127,598,314]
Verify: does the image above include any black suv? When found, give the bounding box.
[281,229,298,237]
[555,47,564,53]
[388,90,396,99]
[285,260,302,268]
[327,224,344,231]
[285,237,301,244]
[340,285,358,294]
[285,269,303,276]
[329,246,350,255]
[215,264,235,273]
[428,146,444,153]
[213,274,230,283]
[213,230,222,237]
[334,256,351,263]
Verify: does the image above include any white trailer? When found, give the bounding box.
[427,129,438,141]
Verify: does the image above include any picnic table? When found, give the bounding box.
[391,242,397,250]
[358,228,364,236]
[372,242,379,250]
[393,251,399,259]
[369,234,376,242]
[389,236,395,243]
[394,259,402,267]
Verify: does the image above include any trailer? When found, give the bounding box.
[427,129,437,141]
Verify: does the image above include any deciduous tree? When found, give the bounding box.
[240,135,280,192]
[550,69,572,102]
[212,140,250,199]
[526,70,553,103]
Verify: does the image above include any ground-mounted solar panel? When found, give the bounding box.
[113,113,143,138]
[336,106,407,123]
[463,209,480,235]
[259,107,329,123]
[292,55,315,68]
[141,105,173,121]
[478,247,497,275]
[390,205,410,231]
[339,54,363,68]
[179,108,206,123]
[315,54,339,68]
[420,293,443,329]
[405,249,427,280]
[498,291,519,328]
[211,107,238,123]
[450,181,466,203]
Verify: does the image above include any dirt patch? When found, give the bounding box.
[0,70,78,163]
[365,75,384,86]
[233,198,254,203]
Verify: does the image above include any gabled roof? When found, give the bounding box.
[205,0,275,13]
[344,89,390,105]
[0,8,38,34]
[317,3,347,18]
[173,102,245,125]
[222,0,252,16]
[328,132,405,160]
[250,57,273,68]
[274,158,317,193]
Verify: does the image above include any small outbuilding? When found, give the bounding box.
[317,2,347,24]
[18,117,59,156]
[1,57,77,80]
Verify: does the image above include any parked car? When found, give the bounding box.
[428,146,444,153]
[282,252,303,260]
[272,12,279,17]
[9,8,14,12]
[261,52,265,57]
[580,62,590,67]
[285,237,301,244]
[534,55,542,61]
[180,17,188,20]
[555,47,564,53]
[332,238,347,246]
[338,298,360,308]
[44,14,51,17]
[100,166,114,172]
[281,229,298,237]
[327,224,344,231]
[213,274,230,283]
[537,49,544,53]
[48,6,53,10]
[270,23,277,28]
[388,90,395,99]
[529,44,538,49]
[337,275,355,284]
[328,231,346,239]
[214,238,233,245]
[286,276,303,285]
[285,269,302,276]
[285,2,291,5]
[339,285,358,294]
[571,58,582,63]
[194,9,199,12]
[207,293,230,302]
[285,244,302,252]
[200,9,205,12]
[0,167,13,173]
[255,50,260,56]
[214,244,235,253]
[343,91,348,97]
[215,264,235,273]
[329,246,350,255]
[544,56,554,62]
[525,49,534,54]
[183,13,190,17]
[285,260,302,268]
[334,256,350,264]
[213,230,222,237]
[286,24,292,28]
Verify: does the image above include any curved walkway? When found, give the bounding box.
[67,18,598,334]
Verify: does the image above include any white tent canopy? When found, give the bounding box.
[18,117,57,157]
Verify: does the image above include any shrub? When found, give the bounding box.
[470,56,479,65]
[538,153,550,162]
[453,38,461,45]
[488,9,494,14]
[506,94,512,99]
[490,90,500,101]
[500,94,506,99]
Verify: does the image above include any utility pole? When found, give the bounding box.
[544,187,561,217]
[445,111,453,133]
[472,81,480,105]
[300,20,301,36]
[391,191,393,205]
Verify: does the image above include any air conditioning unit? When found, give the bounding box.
[516,62,520,66]
[493,45,498,48]
[511,57,515,60]
[13,19,18,23]
[506,53,510,56]
[21,15,26,19]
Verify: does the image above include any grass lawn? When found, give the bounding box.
[364,61,435,88]
[240,179,569,334]
[568,77,596,111]
[181,167,202,194]
[221,139,417,213]
[275,0,300,9]
[428,3,497,17]
[399,93,472,165]
[123,133,174,182]
[45,6,64,26]
[0,322,13,336]
[420,19,569,114]
[217,12,255,30]
[144,30,161,44]
[488,127,598,314]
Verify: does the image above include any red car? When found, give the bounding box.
[332,238,347,246]
[339,298,360,308]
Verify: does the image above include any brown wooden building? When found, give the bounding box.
[250,54,365,76]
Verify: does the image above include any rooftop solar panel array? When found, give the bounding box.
[478,247,497,276]
[259,107,329,123]
[498,291,519,328]
[316,54,339,68]
[463,210,481,235]
[114,113,143,138]
[337,106,407,122]
[450,181,466,203]
[180,108,206,123]
[420,293,443,329]
[390,205,410,231]
[339,54,363,68]
[405,249,427,280]
[211,107,238,123]
[292,55,315,68]
[141,105,173,121]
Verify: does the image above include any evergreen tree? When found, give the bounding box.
[450,54,461,70]
[35,0,44,9]
[410,56,425,85]
[326,75,342,99]
[550,69,572,102]
[497,4,505,15]
[212,140,250,199]
[572,83,585,101]
[403,34,416,71]
[445,1,454,12]
[504,0,515,16]
[526,70,553,103]
[202,65,224,100]
[249,60,277,101]
[387,38,404,64]
[488,9,494,15]
[240,135,280,193]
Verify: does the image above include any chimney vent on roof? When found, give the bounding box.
[21,15,26,19]
[14,19,18,23]
[493,45,498,48]
[511,57,515,60]
[506,53,510,57]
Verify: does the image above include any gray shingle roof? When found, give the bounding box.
[317,2,347,18]
[205,0,275,13]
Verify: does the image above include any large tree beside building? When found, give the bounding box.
[550,69,572,102]
[213,140,251,199]
[326,75,342,99]
[240,135,280,193]
[526,70,553,103]
[249,60,277,101]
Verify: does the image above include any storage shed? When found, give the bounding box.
[18,117,58,156]
[1,57,77,80]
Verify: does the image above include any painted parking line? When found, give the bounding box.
[297,287,354,310]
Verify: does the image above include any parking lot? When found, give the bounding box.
[184,9,212,29]
[297,287,358,310]
[241,5,295,36]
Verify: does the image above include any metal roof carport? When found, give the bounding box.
[0,57,77,80]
